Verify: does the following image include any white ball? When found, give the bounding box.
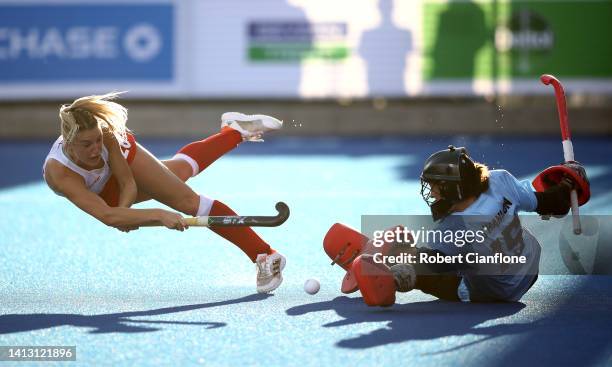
[303,279,320,295]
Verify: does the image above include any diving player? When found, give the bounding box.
[324,146,589,305]
[43,92,286,293]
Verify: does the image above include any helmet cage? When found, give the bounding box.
[420,178,463,207]
[420,178,436,206]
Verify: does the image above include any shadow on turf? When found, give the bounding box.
[288,287,612,365]
[287,296,530,351]
[0,293,270,334]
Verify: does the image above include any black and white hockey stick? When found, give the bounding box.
[184,201,290,227]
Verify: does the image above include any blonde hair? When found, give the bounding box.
[59,92,129,144]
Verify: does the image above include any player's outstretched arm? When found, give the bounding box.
[533,161,590,216]
[44,161,187,232]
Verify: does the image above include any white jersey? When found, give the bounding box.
[42,136,111,195]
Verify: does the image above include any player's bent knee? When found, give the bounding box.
[174,194,200,216]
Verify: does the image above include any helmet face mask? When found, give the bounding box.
[419,178,436,206]
[420,145,477,220]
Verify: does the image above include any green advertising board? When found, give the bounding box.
[423,0,612,80]
[247,21,350,62]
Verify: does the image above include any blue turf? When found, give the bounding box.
[1,136,611,366]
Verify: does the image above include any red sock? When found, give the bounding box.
[209,200,274,262]
[176,127,242,174]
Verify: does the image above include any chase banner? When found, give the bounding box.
[0,4,174,81]
[0,0,610,98]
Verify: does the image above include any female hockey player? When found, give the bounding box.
[324,146,589,305]
[42,92,286,293]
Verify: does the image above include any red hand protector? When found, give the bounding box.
[533,164,590,205]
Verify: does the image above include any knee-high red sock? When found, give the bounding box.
[175,127,242,176]
[209,200,274,262]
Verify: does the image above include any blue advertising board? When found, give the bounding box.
[0,4,173,81]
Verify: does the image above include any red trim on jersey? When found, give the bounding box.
[123,133,137,164]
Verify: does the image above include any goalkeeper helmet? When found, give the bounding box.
[420,145,478,220]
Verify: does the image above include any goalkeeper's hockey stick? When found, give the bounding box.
[540,74,581,235]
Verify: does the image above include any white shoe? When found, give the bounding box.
[221,112,283,142]
[256,252,286,293]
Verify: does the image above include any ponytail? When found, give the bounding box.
[463,162,490,198]
[59,92,129,144]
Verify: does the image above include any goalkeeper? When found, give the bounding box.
[324,146,589,305]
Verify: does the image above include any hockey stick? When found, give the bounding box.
[183,201,290,227]
[540,74,581,235]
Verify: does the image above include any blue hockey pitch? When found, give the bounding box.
[1,136,611,366]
